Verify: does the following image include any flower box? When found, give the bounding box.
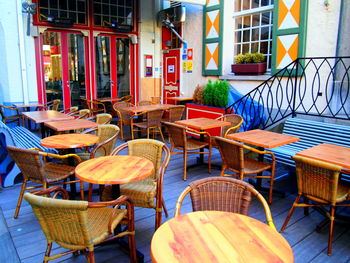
[231,62,267,75]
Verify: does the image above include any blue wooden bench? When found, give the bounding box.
[268,118,350,174]
[0,120,57,187]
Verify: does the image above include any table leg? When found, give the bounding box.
[40,123,46,138]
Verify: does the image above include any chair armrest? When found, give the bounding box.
[88,195,134,234]
[89,132,118,158]
[82,127,98,134]
[242,144,275,161]
[30,186,70,199]
[110,143,128,155]
[224,123,243,137]
[3,105,22,114]
[39,151,82,164]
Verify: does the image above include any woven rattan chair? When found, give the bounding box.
[87,113,112,125]
[6,145,83,219]
[162,105,185,122]
[0,105,24,126]
[137,100,152,106]
[113,101,134,141]
[280,156,350,255]
[59,106,79,115]
[131,109,165,142]
[77,109,91,119]
[174,177,275,229]
[214,136,275,204]
[120,95,133,103]
[24,186,137,263]
[101,139,170,230]
[162,121,212,181]
[90,99,106,115]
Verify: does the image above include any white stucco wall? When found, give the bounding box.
[0,0,38,104]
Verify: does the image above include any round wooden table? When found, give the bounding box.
[41,133,98,149]
[151,211,294,263]
[75,155,154,197]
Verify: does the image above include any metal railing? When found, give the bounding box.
[226,57,350,130]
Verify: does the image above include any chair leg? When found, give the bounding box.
[14,179,28,219]
[131,124,134,140]
[162,198,169,218]
[155,208,162,230]
[268,176,274,204]
[280,195,302,232]
[43,242,52,263]
[88,249,95,263]
[120,123,125,141]
[208,147,212,174]
[219,165,226,177]
[88,183,94,201]
[147,128,150,139]
[327,206,336,256]
[158,127,165,142]
[183,151,187,181]
[80,181,85,200]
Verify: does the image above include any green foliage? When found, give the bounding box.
[234,52,266,64]
[203,80,229,107]
[204,80,215,106]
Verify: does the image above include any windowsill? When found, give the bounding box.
[219,74,271,81]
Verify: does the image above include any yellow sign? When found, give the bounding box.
[186,61,193,73]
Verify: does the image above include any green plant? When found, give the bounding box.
[234,52,266,64]
[204,80,215,106]
[203,80,229,107]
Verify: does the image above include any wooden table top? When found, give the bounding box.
[44,119,98,132]
[296,143,350,171]
[166,96,193,101]
[121,104,176,113]
[41,134,98,149]
[22,110,74,123]
[226,129,300,149]
[13,103,44,108]
[175,117,231,130]
[151,211,294,263]
[75,155,154,185]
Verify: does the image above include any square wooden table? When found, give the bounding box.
[175,117,231,131]
[45,119,98,133]
[296,143,350,173]
[22,110,74,137]
[165,96,193,105]
[226,129,300,149]
[14,103,45,129]
[94,97,120,103]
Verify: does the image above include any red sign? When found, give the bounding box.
[187,48,193,60]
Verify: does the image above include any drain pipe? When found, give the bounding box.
[16,0,29,104]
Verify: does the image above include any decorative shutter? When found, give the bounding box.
[271,0,308,75]
[202,0,224,76]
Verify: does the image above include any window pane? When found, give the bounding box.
[252,29,260,41]
[242,30,250,42]
[242,44,250,54]
[252,14,260,27]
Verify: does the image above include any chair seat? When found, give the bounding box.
[102,179,157,208]
[186,138,210,151]
[42,163,75,183]
[86,207,127,245]
[133,122,155,129]
[243,157,272,174]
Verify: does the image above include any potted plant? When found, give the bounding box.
[231,52,267,75]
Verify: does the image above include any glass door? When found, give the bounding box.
[41,30,87,108]
[95,35,130,99]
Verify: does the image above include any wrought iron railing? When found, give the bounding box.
[226,57,350,130]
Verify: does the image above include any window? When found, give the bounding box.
[93,0,133,27]
[234,0,274,69]
[39,0,87,24]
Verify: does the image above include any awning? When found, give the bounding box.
[171,0,206,5]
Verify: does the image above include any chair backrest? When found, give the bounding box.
[23,192,92,247]
[96,113,112,125]
[113,102,133,120]
[51,99,61,111]
[0,105,6,120]
[162,121,187,148]
[175,177,275,228]
[138,100,152,106]
[120,95,133,103]
[168,105,185,122]
[292,155,342,205]
[214,136,245,174]
[146,109,164,127]
[90,100,106,114]
[81,98,89,109]
[6,146,44,182]
[111,139,170,181]
[78,109,91,119]
[95,124,120,156]
[217,114,243,137]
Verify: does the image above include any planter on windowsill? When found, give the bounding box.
[231,62,267,75]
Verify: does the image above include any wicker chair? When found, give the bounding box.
[59,106,79,115]
[6,145,83,219]
[131,109,165,142]
[137,100,152,106]
[87,113,112,125]
[214,136,275,204]
[90,99,106,115]
[120,95,133,103]
[162,121,212,181]
[0,105,24,126]
[77,109,91,119]
[162,105,185,122]
[24,186,137,263]
[113,101,134,141]
[174,177,275,229]
[39,99,61,111]
[280,156,350,255]
[101,139,171,230]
